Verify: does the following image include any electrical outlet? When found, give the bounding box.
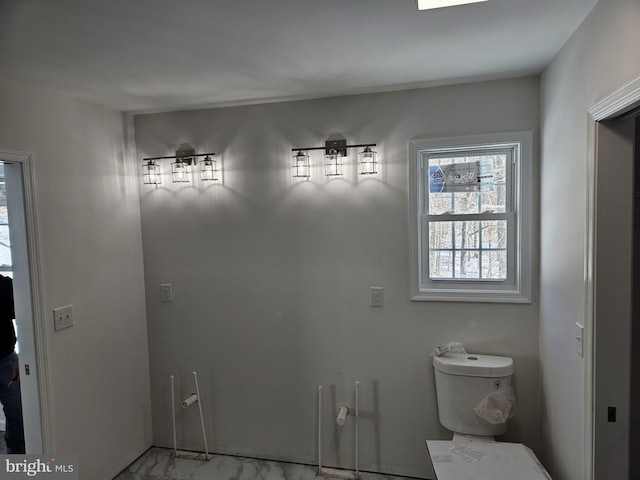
[370,287,384,307]
[53,305,74,331]
[161,284,173,302]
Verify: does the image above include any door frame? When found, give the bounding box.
[0,147,53,453]
[586,76,640,479]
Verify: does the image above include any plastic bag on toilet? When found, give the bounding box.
[472,387,516,424]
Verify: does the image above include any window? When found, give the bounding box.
[409,132,532,303]
[0,164,11,276]
[0,163,16,355]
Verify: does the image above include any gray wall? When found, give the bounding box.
[0,75,152,479]
[135,76,540,478]
[540,0,640,478]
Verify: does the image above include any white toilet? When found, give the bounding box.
[426,353,552,480]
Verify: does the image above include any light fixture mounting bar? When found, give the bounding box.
[291,143,376,152]
[325,139,347,157]
[143,152,216,162]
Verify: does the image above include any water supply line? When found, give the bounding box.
[170,371,211,460]
[318,385,323,472]
[317,381,361,479]
[355,381,360,479]
[170,375,177,457]
[193,370,209,458]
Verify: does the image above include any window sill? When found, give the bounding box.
[411,288,531,304]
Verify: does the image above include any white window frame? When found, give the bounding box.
[409,131,532,303]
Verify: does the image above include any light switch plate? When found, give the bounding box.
[370,287,384,307]
[161,284,173,302]
[53,305,74,331]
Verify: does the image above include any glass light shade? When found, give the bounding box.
[325,150,344,176]
[142,160,161,184]
[200,156,218,181]
[358,146,378,175]
[292,151,310,178]
[171,159,191,183]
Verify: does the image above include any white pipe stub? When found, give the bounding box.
[182,393,198,408]
[336,405,350,425]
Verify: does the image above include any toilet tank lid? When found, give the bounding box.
[433,353,514,377]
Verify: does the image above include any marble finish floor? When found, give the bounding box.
[115,447,418,480]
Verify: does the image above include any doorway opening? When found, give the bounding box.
[588,80,640,480]
[0,149,53,454]
[631,113,640,479]
[0,163,19,452]
[592,110,638,479]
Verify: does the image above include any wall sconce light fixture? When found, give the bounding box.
[323,139,346,177]
[142,147,217,184]
[291,139,377,178]
[292,150,311,178]
[142,159,162,185]
[358,145,378,175]
[200,155,219,182]
[171,154,192,183]
[325,149,343,177]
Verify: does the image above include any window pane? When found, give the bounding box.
[482,250,507,279]
[0,206,10,269]
[429,221,453,249]
[480,185,506,213]
[454,251,480,279]
[491,154,507,183]
[454,221,480,249]
[429,192,453,215]
[481,220,507,249]
[453,192,479,214]
[429,250,453,279]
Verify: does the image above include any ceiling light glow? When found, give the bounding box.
[417,0,487,10]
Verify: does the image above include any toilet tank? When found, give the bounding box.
[433,353,514,436]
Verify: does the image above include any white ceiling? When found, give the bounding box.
[0,0,598,113]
